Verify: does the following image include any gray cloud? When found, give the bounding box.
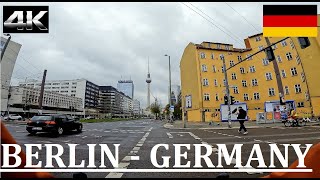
[4,2,320,108]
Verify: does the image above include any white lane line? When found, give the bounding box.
[82,136,87,139]
[132,147,140,151]
[130,156,140,161]
[104,131,110,132]
[106,173,124,178]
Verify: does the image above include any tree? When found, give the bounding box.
[150,102,161,119]
[173,98,182,120]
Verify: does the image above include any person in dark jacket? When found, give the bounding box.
[235,106,248,135]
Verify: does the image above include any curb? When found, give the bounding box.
[163,122,320,130]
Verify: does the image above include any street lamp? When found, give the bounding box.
[1,34,12,62]
[165,54,172,122]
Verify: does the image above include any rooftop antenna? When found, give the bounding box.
[148,56,150,74]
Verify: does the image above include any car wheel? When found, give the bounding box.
[28,131,37,135]
[284,120,291,127]
[77,124,83,133]
[57,127,64,135]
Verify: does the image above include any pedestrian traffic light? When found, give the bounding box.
[224,95,228,105]
[230,96,235,105]
[298,37,310,49]
[265,46,275,62]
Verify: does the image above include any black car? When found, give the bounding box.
[26,114,83,137]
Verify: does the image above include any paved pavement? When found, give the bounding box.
[2,119,320,178]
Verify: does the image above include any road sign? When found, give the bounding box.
[170,106,174,112]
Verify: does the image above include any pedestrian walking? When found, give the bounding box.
[233,106,248,135]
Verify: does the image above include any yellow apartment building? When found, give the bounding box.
[180,32,320,122]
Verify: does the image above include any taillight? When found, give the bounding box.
[45,121,56,125]
[27,120,32,124]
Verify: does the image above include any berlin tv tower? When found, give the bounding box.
[146,58,152,109]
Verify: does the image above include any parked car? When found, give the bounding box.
[26,114,83,137]
[7,114,23,121]
[84,116,95,120]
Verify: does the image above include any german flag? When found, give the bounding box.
[263,5,318,37]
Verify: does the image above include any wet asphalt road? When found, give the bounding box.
[2,119,320,178]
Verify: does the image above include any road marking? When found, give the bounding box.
[104,131,110,132]
[82,136,87,139]
[39,141,52,143]
[16,131,25,133]
[130,156,140,161]
[105,129,152,178]
[106,173,123,178]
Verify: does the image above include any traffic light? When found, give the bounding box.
[224,95,228,105]
[265,46,275,62]
[230,96,235,105]
[280,96,286,105]
[298,37,310,49]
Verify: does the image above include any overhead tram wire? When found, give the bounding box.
[225,2,261,34]
[180,2,244,47]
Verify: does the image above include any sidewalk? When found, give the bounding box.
[164,120,320,130]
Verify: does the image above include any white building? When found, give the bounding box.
[1,37,22,114]
[133,99,141,115]
[19,78,99,109]
[8,86,83,115]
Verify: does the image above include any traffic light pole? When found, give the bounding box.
[222,57,232,128]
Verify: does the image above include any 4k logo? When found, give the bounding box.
[3,6,49,33]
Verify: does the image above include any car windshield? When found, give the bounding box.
[31,116,53,121]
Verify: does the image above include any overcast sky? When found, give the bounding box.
[2,2,319,109]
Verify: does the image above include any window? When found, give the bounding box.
[237,55,242,62]
[255,36,261,42]
[249,66,256,73]
[225,45,230,50]
[266,72,272,80]
[208,43,211,48]
[233,86,239,94]
[203,79,209,86]
[281,70,286,78]
[204,109,211,112]
[285,86,290,95]
[52,87,60,89]
[71,90,76,93]
[217,44,221,49]
[253,92,260,100]
[200,52,206,59]
[204,93,210,101]
[272,44,277,50]
[215,94,219,101]
[252,79,258,86]
[262,58,269,66]
[243,94,249,101]
[296,55,301,65]
[305,92,310,101]
[61,90,68,93]
[258,45,264,51]
[220,54,224,60]
[246,54,253,60]
[45,83,52,85]
[72,86,76,89]
[240,67,245,74]
[202,64,207,72]
[290,67,298,76]
[230,60,234,67]
[212,65,216,73]
[295,84,302,93]
[286,52,293,60]
[72,82,77,85]
[301,72,306,82]
[71,94,76,97]
[223,79,226,86]
[53,83,59,85]
[211,53,214,59]
[214,79,218,86]
[242,80,247,87]
[231,73,237,80]
[221,66,225,73]
[268,88,275,96]
[277,55,282,63]
[297,102,304,107]
[290,41,295,49]
[62,82,69,85]
[281,40,287,47]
